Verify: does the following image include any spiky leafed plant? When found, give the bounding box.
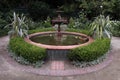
[5,12,28,38]
[90,15,112,39]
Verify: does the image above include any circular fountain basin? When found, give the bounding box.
[25,31,94,50]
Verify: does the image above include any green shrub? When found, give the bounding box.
[0,29,8,37]
[66,28,91,36]
[112,0,120,20]
[68,17,75,28]
[28,28,55,34]
[112,21,120,37]
[67,13,91,30]
[74,12,91,30]
[76,0,115,20]
[9,37,46,63]
[0,12,9,37]
[28,1,50,21]
[43,16,52,28]
[27,17,52,30]
[68,38,110,62]
[27,19,44,30]
[0,18,7,29]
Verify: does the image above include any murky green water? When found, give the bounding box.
[30,33,88,46]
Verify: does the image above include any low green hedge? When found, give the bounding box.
[68,38,110,62]
[9,37,46,63]
[66,28,91,36]
[28,28,55,34]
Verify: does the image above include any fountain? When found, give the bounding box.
[25,11,93,60]
[25,31,93,60]
[51,10,68,34]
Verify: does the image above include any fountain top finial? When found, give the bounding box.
[56,10,63,20]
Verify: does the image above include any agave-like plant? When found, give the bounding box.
[90,15,112,39]
[5,12,28,38]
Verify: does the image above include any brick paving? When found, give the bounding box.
[0,36,120,80]
[51,61,64,70]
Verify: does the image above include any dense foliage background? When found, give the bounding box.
[0,0,120,20]
[0,0,120,37]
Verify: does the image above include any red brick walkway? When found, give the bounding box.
[51,61,64,70]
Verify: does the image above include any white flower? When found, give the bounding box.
[100,6,103,8]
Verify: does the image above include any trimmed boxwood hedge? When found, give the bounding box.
[68,38,110,62]
[9,37,46,63]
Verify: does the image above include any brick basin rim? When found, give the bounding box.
[25,31,94,50]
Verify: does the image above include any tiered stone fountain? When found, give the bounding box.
[25,10,93,61]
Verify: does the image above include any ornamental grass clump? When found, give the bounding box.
[5,12,28,38]
[90,15,112,39]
